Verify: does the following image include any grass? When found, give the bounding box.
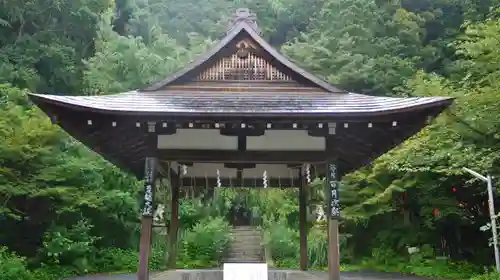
[339,261,485,280]
[283,261,485,279]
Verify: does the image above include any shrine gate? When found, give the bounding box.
[29,8,453,280]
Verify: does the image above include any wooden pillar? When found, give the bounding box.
[138,122,158,280]
[138,157,157,280]
[167,166,180,269]
[299,167,308,271]
[326,159,341,280]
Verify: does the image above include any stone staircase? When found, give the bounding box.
[152,270,326,280]
[226,226,263,262]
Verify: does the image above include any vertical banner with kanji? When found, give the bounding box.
[326,159,340,219]
[142,157,156,217]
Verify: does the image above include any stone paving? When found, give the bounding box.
[68,270,429,280]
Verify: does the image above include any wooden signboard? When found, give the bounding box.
[327,160,340,219]
[142,157,156,216]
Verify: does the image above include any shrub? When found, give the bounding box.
[91,241,167,273]
[401,259,479,279]
[264,222,350,269]
[31,265,76,280]
[179,217,231,268]
[0,247,76,280]
[150,237,168,271]
[308,226,328,268]
[472,273,500,280]
[263,222,299,267]
[92,248,138,273]
[0,247,34,280]
[40,219,100,273]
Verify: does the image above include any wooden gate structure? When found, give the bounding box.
[29,8,453,280]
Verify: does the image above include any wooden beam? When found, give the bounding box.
[156,150,327,163]
[138,126,158,280]
[224,163,257,169]
[138,157,157,280]
[328,220,340,280]
[138,216,154,280]
[326,156,341,280]
[178,177,300,188]
[52,106,438,180]
[299,168,308,271]
[167,165,180,269]
[164,84,324,92]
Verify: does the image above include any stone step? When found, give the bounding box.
[231,236,260,241]
[227,250,262,255]
[230,240,262,245]
[231,240,260,244]
[229,244,261,248]
[226,253,262,257]
[226,254,262,259]
[227,250,261,255]
[229,246,261,250]
[230,231,260,235]
[229,242,261,246]
[231,230,260,234]
[228,252,261,256]
[228,246,261,252]
[231,230,259,234]
[228,253,261,258]
[151,269,325,280]
[226,255,261,259]
[230,237,261,242]
[225,258,262,263]
[230,236,261,241]
[231,238,262,245]
[231,241,262,249]
[228,251,261,255]
[231,234,261,238]
[227,255,262,260]
[231,226,255,230]
[227,226,263,262]
[230,229,260,234]
[227,254,261,259]
[230,229,260,233]
[230,245,261,249]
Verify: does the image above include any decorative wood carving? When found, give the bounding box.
[195,51,292,81]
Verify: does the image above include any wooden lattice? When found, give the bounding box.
[196,52,292,81]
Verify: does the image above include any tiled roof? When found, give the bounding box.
[29,91,453,117]
[29,19,453,117]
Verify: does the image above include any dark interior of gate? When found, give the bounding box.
[28,8,454,280]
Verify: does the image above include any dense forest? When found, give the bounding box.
[1,0,500,279]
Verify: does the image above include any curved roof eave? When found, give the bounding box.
[28,92,454,119]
